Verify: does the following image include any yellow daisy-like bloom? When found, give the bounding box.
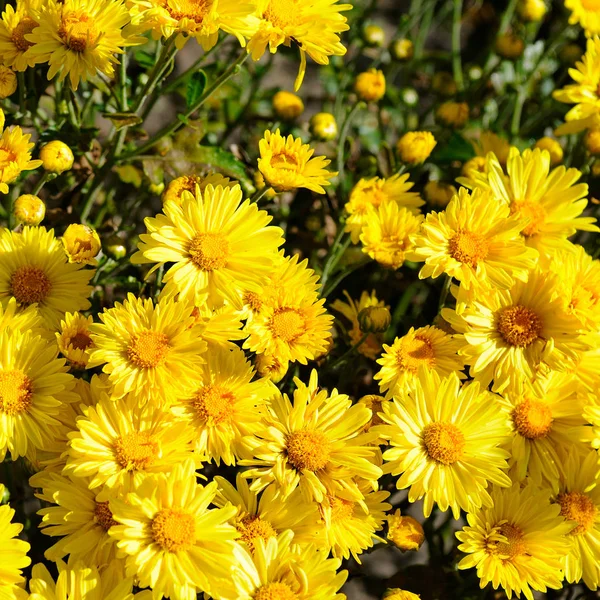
[554,449,600,590]
[29,559,136,600]
[257,129,336,194]
[577,347,600,393]
[129,0,256,51]
[500,372,588,492]
[442,268,590,393]
[64,393,200,493]
[56,312,94,370]
[30,470,120,567]
[0,226,92,328]
[214,473,320,552]
[411,187,537,289]
[162,173,235,206]
[61,224,101,266]
[375,325,465,398]
[456,483,572,600]
[460,148,598,262]
[190,302,247,348]
[0,0,44,71]
[109,460,238,600]
[0,296,47,338]
[360,202,423,270]
[0,503,30,600]
[132,184,284,308]
[566,0,600,38]
[248,0,352,91]
[170,345,273,465]
[379,370,511,519]
[331,290,389,359]
[386,509,425,552]
[316,484,391,562]
[88,293,207,401]
[232,530,347,600]
[241,370,381,503]
[25,0,137,90]
[0,115,43,194]
[0,328,75,461]
[344,173,424,243]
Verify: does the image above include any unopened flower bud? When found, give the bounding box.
[0,66,17,99]
[358,306,392,333]
[105,235,127,260]
[495,33,524,60]
[585,130,600,155]
[387,509,425,552]
[272,90,304,120]
[363,24,385,47]
[392,39,414,61]
[310,112,338,141]
[255,353,289,383]
[431,72,457,96]
[425,181,457,208]
[517,0,547,22]
[40,140,74,174]
[13,194,45,225]
[354,69,386,102]
[62,224,101,265]
[397,131,437,164]
[382,589,421,600]
[534,137,563,165]
[436,101,469,128]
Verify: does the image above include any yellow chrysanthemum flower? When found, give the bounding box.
[386,509,425,552]
[170,345,273,465]
[30,470,120,567]
[331,290,388,359]
[575,347,600,393]
[64,393,200,493]
[0,328,75,461]
[554,449,600,590]
[190,302,247,348]
[0,296,46,337]
[460,148,598,262]
[0,503,30,600]
[109,460,239,600]
[360,202,423,269]
[88,293,207,401]
[258,129,336,193]
[232,531,347,600]
[0,0,44,71]
[375,325,465,398]
[500,372,588,492]
[344,173,424,243]
[443,268,591,393]
[26,0,137,90]
[566,0,600,37]
[248,0,352,90]
[379,370,511,519]
[0,226,92,327]
[29,559,136,600]
[472,130,511,164]
[241,370,381,503]
[457,483,572,600]
[56,312,94,370]
[214,473,320,552]
[61,224,102,266]
[162,173,235,206]
[411,187,537,289]
[132,184,284,308]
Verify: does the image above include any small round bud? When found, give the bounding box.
[559,43,584,65]
[387,509,425,552]
[436,101,469,128]
[358,306,392,333]
[391,38,414,61]
[467,64,483,81]
[310,112,338,141]
[517,0,547,22]
[534,137,563,165]
[495,32,524,60]
[13,194,45,225]
[396,131,437,164]
[105,235,127,260]
[255,353,289,383]
[585,129,600,155]
[363,24,385,47]
[461,156,487,177]
[0,66,17,99]
[431,71,457,96]
[62,224,101,265]
[149,182,165,196]
[425,181,457,208]
[40,140,74,174]
[0,483,8,504]
[358,394,387,441]
[401,87,419,106]
[272,90,304,120]
[354,69,386,102]
[382,589,421,600]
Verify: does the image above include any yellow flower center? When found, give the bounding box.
[448,230,489,267]
[10,17,37,52]
[113,431,159,470]
[581,0,600,10]
[243,291,264,313]
[68,331,93,351]
[254,582,298,600]
[192,384,235,425]
[263,0,299,29]
[510,199,546,237]
[269,308,306,343]
[490,522,526,559]
[94,501,118,531]
[10,266,52,305]
[0,148,17,169]
[59,12,100,53]
[163,0,210,24]
[422,422,465,465]
[151,508,197,552]
[237,515,277,553]
[497,305,542,347]
[512,398,553,439]
[189,232,230,271]
[127,330,170,368]
[0,370,33,416]
[396,334,436,373]
[270,150,300,172]
[286,429,331,472]
[558,491,598,535]
[328,495,355,523]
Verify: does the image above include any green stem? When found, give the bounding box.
[438,275,453,312]
[319,228,348,293]
[413,1,435,60]
[32,172,51,195]
[511,86,527,136]
[498,0,519,35]
[17,72,26,116]
[327,333,369,370]
[451,0,464,91]
[322,257,370,298]
[336,102,365,182]
[250,185,272,203]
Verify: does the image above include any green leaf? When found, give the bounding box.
[102,112,143,130]
[186,70,207,109]
[431,132,476,163]
[187,146,253,193]
[134,50,155,70]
